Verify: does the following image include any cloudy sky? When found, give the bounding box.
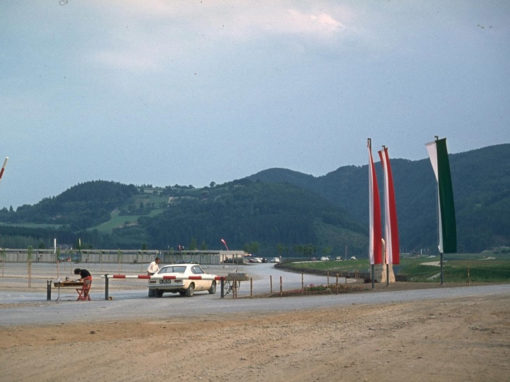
[1,0,509,209]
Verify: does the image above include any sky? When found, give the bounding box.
[1,0,509,209]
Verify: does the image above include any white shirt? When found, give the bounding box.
[147,261,160,274]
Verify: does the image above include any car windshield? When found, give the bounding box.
[158,266,186,274]
[191,265,204,274]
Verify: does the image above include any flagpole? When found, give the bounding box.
[427,136,457,285]
[435,160,444,285]
[440,251,444,285]
[436,137,444,285]
[386,262,389,287]
[368,138,375,289]
[0,157,8,184]
[381,146,389,287]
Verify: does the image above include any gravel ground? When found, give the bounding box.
[1,262,509,381]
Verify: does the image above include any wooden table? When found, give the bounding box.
[53,281,83,301]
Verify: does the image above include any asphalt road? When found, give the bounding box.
[0,262,347,302]
[1,276,509,326]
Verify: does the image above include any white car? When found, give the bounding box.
[148,264,218,297]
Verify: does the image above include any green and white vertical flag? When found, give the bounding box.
[426,138,457,253]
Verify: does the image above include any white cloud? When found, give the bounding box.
[108,0,183,17]
[91,49,160,72]
[284,9,346,36]
[85,1,354,72]
[208,5,351,41]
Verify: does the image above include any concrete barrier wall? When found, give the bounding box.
[0,249,244,265]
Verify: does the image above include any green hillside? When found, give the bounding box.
[0,144,508,255]
[250,144,510,253]
[0,180,366,256]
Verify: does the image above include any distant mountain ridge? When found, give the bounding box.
[0,144,508,255]
[249,144,510,252]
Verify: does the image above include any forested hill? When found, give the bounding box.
[0,144,508,255]
[0,180,366,256]
[249,144,510,253]
[9,181,138,229]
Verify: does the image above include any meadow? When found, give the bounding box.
[281,250,510,283]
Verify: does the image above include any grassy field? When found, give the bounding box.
[90,208,165,233]
[282,251,510,283]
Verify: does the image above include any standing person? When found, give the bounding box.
[74,268,92,301]
[147,257,160,276]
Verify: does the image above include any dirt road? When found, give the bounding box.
[1,293,509,382]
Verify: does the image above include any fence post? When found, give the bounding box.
[336,273,339,294]
[301,273,304,294]
[270,275,273,295]
[220,278,225,298]
[1,248,5,277]
[27,246,33,288]
[28,260,32,288]
[250,278,253,297]
[279,276,283,297]
[104,274,109,300]
[47,280,52,301]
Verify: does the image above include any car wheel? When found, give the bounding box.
[148,288,155,297]
[156,290,164,297]
[185,283,195,297]
[208,281,216,294]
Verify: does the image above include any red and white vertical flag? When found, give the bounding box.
[378,147,400,265]
[367,139,382,265]
[0,157,8,183]
[426,137,457,253]
[220,238,229,250]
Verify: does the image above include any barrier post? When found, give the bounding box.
[250,278,253,297]
[47,280,52,301]
[270,275,273,295]
[279,276,282,297]
[336,273,339,294]
[104,274,109,300]
[301,273,304,294]
[220,278,225,298]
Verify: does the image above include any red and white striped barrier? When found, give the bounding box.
[103,274,227,300]
[107,274,225,281]
[109,274,151,279]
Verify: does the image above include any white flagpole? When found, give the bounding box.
[368,139,374,288]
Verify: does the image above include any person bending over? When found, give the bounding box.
[74,268,92,281]
[74,268,92,301]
